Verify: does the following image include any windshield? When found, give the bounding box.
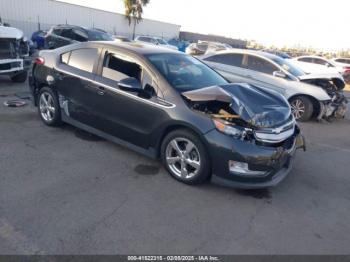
[156,38,167,45]
[87,30,113,41]
[271,56,305,77]
[146,53,228,92]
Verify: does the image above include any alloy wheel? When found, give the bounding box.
[39,92,56,122]
[290,99,306,120]
[165,138,201,180]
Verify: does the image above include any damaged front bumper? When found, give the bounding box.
[205,126,305,189]
[318,93,348,120]
[0,58,31,75]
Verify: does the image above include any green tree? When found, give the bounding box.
[123,0,150,40]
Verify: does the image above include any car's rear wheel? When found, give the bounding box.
[161,129,211,185]
[290,96,313,122]
[38,87,62,126]
[11,71,28,83]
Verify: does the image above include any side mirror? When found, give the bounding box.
[118,77,142,92]
[273,71,286,78]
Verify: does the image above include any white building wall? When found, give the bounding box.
[0,0,180,39]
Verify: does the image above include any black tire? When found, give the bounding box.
[160,129,211,185]
[11,71,28,83]
[290,96,313,122]
[37,87,62,127]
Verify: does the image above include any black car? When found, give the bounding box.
[29,41,305,189]
[44,25,114,49]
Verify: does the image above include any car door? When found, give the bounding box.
[240,54,286,94]
[93,49,170,149]
[54,47,103,126]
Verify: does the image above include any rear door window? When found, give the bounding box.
[71,29,88,42]
[298,57,313,63]
[61,48,99,73]
[139,37,151,43]
[52,28,63,36]
[313,58,334,67]
[204,54,243,67]
[60,29,73,39]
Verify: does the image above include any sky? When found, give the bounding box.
[59,0,350,52]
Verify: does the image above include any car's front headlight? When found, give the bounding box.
[213,119,245,139]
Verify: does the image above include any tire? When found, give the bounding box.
[160,129,211,185]
[11,71,28,83]
[37,87,62,126]
[290,96,313,122]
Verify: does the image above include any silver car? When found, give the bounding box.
[201,50,347,121]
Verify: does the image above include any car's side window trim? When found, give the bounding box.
[58,48,100,74]
[54,65,174,109]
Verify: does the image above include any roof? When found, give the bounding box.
[297,55,327,59]
[91,41,181,55]
[207,48,280,60]
[52,24,105,32]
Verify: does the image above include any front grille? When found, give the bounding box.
[254,120,295,144]
[0,61,21,71]
[0,63,11,70]
[0,39,17,59]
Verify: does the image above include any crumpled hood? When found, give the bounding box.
[183,83,292,128]
[298,73,346,90]
[298,73,344,82]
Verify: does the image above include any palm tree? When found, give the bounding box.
[123,0,150,40]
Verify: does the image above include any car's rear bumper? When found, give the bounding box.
[205,126,305,189]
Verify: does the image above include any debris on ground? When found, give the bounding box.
[3,99,27,107]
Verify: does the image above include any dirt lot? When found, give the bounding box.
[1,78,350,255]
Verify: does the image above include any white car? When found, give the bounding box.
[332,58,350,83]
[135,36,178,50]
[0,24,31,82]
[201,50,348,121]
[292,55,350,84]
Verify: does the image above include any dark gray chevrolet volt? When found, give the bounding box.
[29,41,305,189]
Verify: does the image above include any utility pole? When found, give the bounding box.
[37,15,41,30]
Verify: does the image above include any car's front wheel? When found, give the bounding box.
[38,87,62,126]
[161,129,211,185]
[290,96,313,122]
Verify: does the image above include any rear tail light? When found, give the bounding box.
[35,57,45,65]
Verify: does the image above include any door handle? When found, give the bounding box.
[97,86,105,96]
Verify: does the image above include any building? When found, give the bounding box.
[180,31,247,49]
[0,0,180,39]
